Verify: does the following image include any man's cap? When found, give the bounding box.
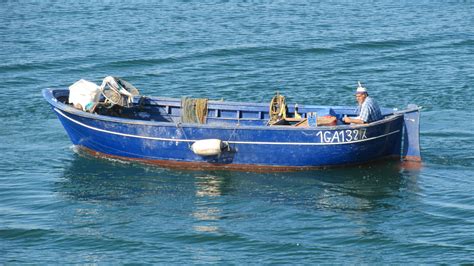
[355,81,368,94]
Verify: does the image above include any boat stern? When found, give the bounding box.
[401,104,421,162]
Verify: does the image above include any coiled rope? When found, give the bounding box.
[268,92,287,125]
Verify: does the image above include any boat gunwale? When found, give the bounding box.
[43,88,411,131]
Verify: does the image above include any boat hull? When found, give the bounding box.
[51,107,404,170]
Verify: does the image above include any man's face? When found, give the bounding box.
[355,93,367,105]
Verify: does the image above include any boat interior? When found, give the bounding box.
[52,89,394,128]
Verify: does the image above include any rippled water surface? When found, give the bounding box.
[1,1,473,264]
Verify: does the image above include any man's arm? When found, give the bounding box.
[344,101,370,124]
[342,117,365,124]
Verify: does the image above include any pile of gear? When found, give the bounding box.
[99,76,140,107]
[68,76,140,113]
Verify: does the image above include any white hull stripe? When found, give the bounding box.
[55,108,400,146]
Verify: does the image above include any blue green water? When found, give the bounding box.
[1,1,473,263]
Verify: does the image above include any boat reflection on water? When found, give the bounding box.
[56,154,420,234]
[192,175,225,233]
[189,161,421,235]
[194,174,232,198]
[200,160,420,212]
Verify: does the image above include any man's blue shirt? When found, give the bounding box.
[356,96,383,123]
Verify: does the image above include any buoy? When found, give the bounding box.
[191,139,225,156]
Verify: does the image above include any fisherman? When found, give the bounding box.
[343,82,383,124]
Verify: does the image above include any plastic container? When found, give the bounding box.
[307,112,318,127]
[68,79,100,111]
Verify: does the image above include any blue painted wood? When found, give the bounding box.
[43,88,418,169]
[401,104,422,161]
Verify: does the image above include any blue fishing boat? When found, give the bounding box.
[43,78,421,171]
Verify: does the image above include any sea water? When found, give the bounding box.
[0,1,473,263]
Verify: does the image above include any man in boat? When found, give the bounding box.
[342,82,383,124]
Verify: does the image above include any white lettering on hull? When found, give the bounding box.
[316,129,368,144]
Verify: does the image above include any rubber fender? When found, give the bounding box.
[191,139,224,156]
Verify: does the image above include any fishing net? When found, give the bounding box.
[181,97,208,124]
